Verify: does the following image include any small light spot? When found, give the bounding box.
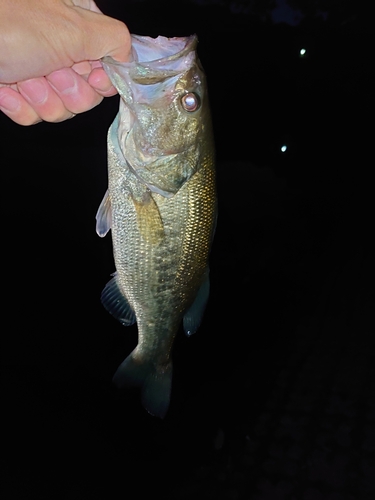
[281,145,288,153]
[299,48,307,57]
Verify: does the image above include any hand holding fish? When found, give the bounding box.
[0,0,131,125]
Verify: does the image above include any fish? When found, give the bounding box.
[96,34,217,419]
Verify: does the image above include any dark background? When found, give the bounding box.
[2,1,374,499]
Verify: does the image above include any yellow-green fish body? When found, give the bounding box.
[96,35,216,418]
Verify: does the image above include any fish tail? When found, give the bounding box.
[112,350,172,419]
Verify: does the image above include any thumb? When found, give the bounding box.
[73,7,132,63]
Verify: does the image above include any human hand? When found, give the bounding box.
[0,0,131,125]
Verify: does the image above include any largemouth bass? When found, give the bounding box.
[96,34,217,418]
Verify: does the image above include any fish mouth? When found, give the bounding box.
[130,34,197,63]
[103,34,197,80]
[101,34,198,93]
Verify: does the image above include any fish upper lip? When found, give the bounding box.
[102,34,198,66]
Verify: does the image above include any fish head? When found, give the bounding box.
[102,35,213,197]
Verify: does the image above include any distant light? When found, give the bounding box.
[281,145,288,153]
[299,48,307,57]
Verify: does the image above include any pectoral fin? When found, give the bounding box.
[101,273,136,326]
[183,268,210,336]
[96,189,112,237]
[133,191,164,245]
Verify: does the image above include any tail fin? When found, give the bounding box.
[112,350,172,419]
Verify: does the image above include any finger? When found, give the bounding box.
[17,77,74,123]
[0,86,41,126]
[71,61,93,79]
[46,68,104,113]
[71,60,116,95]
[87,67,118,97]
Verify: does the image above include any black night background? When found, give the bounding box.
[2,1,374,499]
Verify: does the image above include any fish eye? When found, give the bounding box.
[181,92,200,112]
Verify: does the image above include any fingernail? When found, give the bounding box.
[19,79,48,104]
[0,91,21,112]
[47,70,76,94]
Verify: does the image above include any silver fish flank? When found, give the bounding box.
[96,34,217,418]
